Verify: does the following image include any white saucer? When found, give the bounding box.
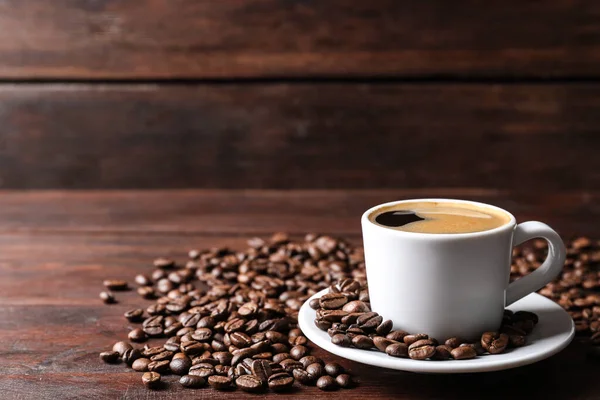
[299,289,574,374]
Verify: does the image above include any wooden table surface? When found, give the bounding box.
[1,189,599,400]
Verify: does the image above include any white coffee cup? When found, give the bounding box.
[361,198,566,341]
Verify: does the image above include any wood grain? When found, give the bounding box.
[0,0,599,79]
[0,190,598,399]
[0,189,598,236]
[0,84,599,190]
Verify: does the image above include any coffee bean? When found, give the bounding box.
[148,360,170,373]
[280,358,303,372]
[352,335,374,349]
[373,336,397,352]
[124,308,144,323]
[164,322,183,337]
[189,363,215,378]
[237,301,259,317]
[339,313,359,325]
[154,257,175,269]
[268,372,295,392]
[320,293,348,310]
[142,323,163,337]
[591,331,600,345]
[137,286,155,299]
[112,341,133,356]
[135,274,152,286]
[432,345,452,360]
[170,356,192,375]
[151,269,166,281]
[289,335,308,346]
[324,362,344,377]
[142,372,161,389]
[408,339,437,360]
[208,375,233,390]
[180,374,206,388]
[459,342,486,356]
[99,351,119,363]
[404,334,428,346]
[309,298,321,310]
[358,290,369,302]
[180,313,201,328]
[264,330,287,344]
[284,328,300,339]
[318,310,349,323]
[237,374,264,392]
[196,357,219,366]
[210,351,232,366]
[509,335,526,348]
[315,318,332,330]
[231,348,257,366]
[386,330,408,342]
[249,340,269,354]
[356,312,382,329]
[306,362,325,379]
[328,328,344,337]
[142,346,164,357]
[290,345,309,360]
[157,279,174,294]
[451,346,477,360]
[128,328,147,343]
[225,318,245,333]
[317,375,338,391]
[99,291,116,304]
[273,353,290,364]
[132,358,151,372]
[336,374,354,388]
[122,348,142,365]
[385,342,408,358]
[103,279,128,291]
[444,337,464,349]
[572,237,592,249]
[481,332,509,354]
[271,342,290,354]
[375,319,393,336]
[180,341,205,356]
[332,334,351,347]
[191,328,213,342]
[293,368,314,385]
[299,355,323,369]
[146,304,166,316]
[251,359,272,383]
[230,332,252,348]
[342,300,370,313]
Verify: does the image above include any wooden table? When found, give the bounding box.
[1,189,598,399]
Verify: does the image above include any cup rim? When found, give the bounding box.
[361,198,517,239]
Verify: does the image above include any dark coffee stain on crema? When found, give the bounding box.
[374,210,425,227]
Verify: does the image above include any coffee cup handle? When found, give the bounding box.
[505,221,566,306]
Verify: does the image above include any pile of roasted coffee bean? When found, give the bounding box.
[100,233,364,391]
[99,233,600,391]
[311,279,538,360]
[520,237,600,348]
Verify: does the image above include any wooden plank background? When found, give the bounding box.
[0,84,598,189]
[0,0,597,190]
[0,0,599,79]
